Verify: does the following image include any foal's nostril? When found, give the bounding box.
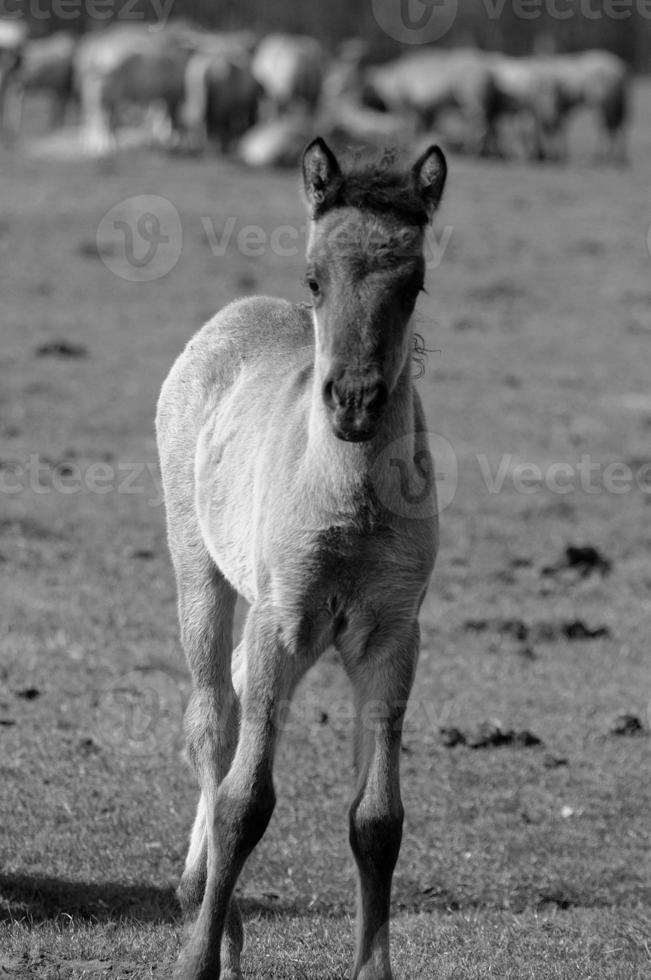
[323,374,389,419]
[366,380,389,414]
[323,378,336,409]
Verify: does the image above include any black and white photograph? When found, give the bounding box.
[1,1,650,977]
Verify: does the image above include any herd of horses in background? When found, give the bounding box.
[0,18,630,166]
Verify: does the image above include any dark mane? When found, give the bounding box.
[314,157,429,228]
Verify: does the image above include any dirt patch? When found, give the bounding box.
[463,617,611,643]
[542,544,612,578]
[610,714,646,737]
[35,339,88,358]
[440,722,543,750]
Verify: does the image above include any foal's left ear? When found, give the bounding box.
[412,145,447,218]
[302,137,343,218]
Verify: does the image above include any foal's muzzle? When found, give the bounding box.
[322,370,389,442]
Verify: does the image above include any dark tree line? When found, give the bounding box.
[12,0,651,69]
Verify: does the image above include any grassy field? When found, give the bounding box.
[1,84,651,979]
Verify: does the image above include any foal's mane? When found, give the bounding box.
[316,148,431,228]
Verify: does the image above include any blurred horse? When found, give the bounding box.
[537,50,629,163]
[487,54,563,160]
[182,49,262,153]
[238,111,313,167]
[252,33,325,116]
[75,24,194,154]
[320,99,417,156]
[0,19,27,137]
[363,47,498,155]
[4,31,77,136]
[320,37,370,105]
[319,38,415,157]
[166,22,259,62]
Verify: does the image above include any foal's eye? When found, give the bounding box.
[306,278,320,296]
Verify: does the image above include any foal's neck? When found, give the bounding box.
[305,334,415,498]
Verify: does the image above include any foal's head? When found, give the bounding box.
[302,138,447,442]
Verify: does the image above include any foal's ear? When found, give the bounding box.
[411,145,447,218]
[302,137,343,217]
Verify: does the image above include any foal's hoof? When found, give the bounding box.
[173,945,219,980]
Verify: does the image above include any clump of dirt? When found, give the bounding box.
[467,722,543,749]
[510,555,533,569]
[561,620,610,640]
[14,687,40,701]
[610,714,645,737]
[79,736,101,755]
[439,726,466,748]
[440,722,543,750]
[463,617,529,640]
[463,617,611,643]
[542,544,612,578]
[35,340,88,358]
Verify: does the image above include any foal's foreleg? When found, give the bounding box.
[176,603,309,980]
[172,551,243,977]
[346,624,419,980]
[180,639,247,911]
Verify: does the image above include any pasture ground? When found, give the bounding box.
[1,84,651,978]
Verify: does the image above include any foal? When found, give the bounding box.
[156,137,447,980]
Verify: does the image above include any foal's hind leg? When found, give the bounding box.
[171,540,244,977]
[342,622,420,980]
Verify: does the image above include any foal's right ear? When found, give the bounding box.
[412,144,447,218]
[302,138,343,218]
